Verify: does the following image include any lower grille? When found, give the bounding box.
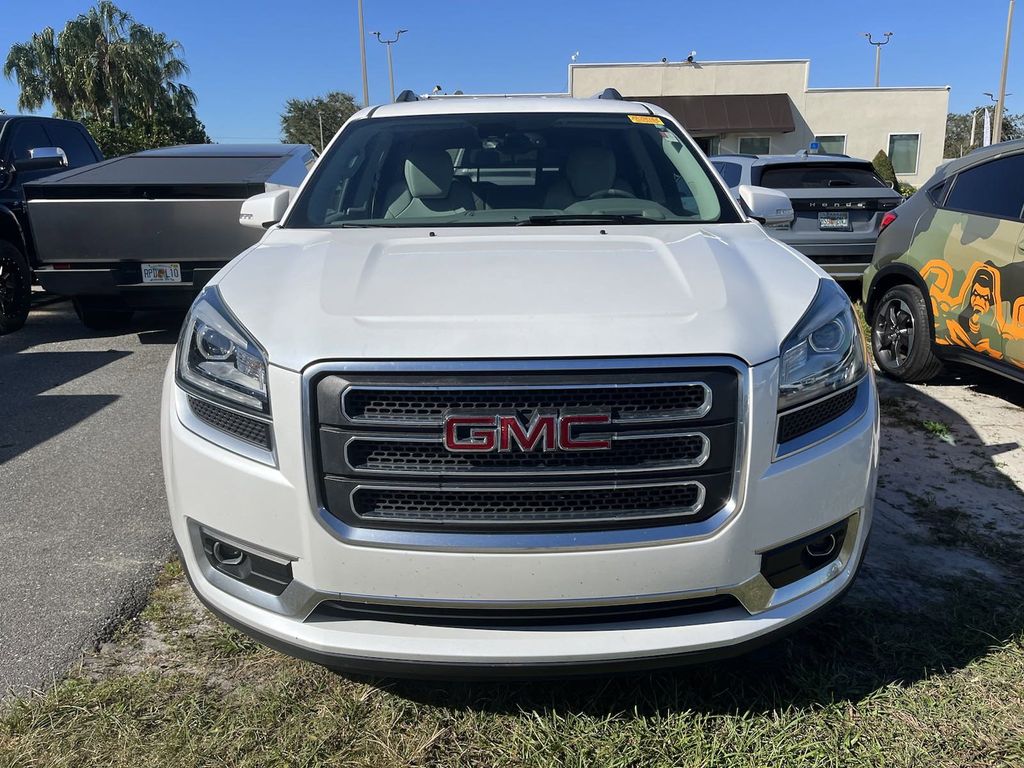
[777,387,858,444]
[188,396,271,449]
[308,594,741,628]
[350,482,705,526]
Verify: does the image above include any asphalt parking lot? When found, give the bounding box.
[0,297,183,694]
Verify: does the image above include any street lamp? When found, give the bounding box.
[863,32,893,87]
[372,29,408,103]
[357,0,369,107]
[993,0,1016,144]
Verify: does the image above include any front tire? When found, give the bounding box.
[0,240,31,335]
[870,283,943,383]
[73,297,135,330]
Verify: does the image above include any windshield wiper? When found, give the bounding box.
[517,213,666,226]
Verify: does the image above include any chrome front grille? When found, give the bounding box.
[313,366,739,534]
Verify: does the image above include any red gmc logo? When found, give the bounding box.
[443,412,612,453]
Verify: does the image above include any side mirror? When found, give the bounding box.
[239,189,291,229]
[738,184,794,227]
[13,147,68,172]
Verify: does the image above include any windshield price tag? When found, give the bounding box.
[628,114,664,125]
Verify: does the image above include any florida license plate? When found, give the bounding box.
[818,211,851,231]
[141,263,181,283]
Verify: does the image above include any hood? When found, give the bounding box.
[215,224,823,372]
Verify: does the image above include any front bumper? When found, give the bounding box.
[161,357,879,675]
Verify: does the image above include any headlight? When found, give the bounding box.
[779,279,867,411]
[177,286,269,415]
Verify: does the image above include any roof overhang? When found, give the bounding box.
[637,93,796,135]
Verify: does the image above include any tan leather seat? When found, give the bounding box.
[543,146,634,209]
[384,149,479,218]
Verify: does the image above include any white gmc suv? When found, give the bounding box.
[161,94,879,677]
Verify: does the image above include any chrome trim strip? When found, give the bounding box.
[340,380,712,426]
[773,377,870,461]
[176,386,278,468]
[348,480,707,526]
[300,356,750,552]
[340,431,711,477]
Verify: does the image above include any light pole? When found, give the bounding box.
[993,0,1016,144]
[357,0,369,107]
[863,32,893,87]
[372,29,408,103]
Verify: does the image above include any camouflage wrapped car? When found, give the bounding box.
[863,140,1024,383]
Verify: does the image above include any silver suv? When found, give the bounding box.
[711,153,902,281]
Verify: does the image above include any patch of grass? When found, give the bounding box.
[921,420,954,443]
[3,561,1024,768]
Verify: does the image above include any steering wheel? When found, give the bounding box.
[585,188,637,200]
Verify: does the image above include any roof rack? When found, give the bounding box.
[593,87,624,100]
[394,89,419,103]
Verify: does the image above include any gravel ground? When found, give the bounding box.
[0,298,182,696]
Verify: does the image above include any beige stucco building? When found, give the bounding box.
[569,60,950,188]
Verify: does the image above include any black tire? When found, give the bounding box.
[870,283,943,383]
[72,297,135,330]
[0,239,31,335]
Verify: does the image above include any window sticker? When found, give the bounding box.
[627,114,664,125]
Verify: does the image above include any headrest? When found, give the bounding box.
[405,149,454,199]
[567,146,616,198]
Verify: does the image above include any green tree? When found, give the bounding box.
[280,91,359,150]
[944,107,1024,158]
[3,1,208,155]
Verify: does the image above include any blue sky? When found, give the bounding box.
[0,0,1018,143]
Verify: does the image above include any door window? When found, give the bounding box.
[6,120,51,163]
[711,161,742,188]
[43,122,100,167]
[943,154,1024,221]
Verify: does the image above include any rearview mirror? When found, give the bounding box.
[239,189,291,229]
[738,184,794,227]
[14,147,68,173]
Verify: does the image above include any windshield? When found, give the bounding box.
[285,111,741,228]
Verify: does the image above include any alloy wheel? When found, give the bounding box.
[874,297,916,368]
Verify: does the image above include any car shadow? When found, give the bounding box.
[374,375,1024,718]
[0,302,182,464]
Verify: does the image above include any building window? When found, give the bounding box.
[815,135,846,155]
[888,134,920,175]
[738,136,770,155]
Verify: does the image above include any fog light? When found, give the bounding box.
[199,530,294,596]
[760,519,849,589]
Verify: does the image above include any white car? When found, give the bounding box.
[162,93,879,677]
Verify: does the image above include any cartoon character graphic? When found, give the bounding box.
[922,258,1024,368]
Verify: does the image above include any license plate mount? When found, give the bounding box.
[818,211,851,231]
[141,263,182,283]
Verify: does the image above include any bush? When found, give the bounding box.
[872,150,898,187]
[83,114,211,158]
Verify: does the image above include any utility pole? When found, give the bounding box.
[318,111,324,152]
[863,32,893,87]
[993,0,1016,144]
[357,0,369,107]
[373,30,408,103]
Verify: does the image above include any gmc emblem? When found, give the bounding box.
[443,412,612,453]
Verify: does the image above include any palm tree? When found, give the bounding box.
[4,1,195,128]
[3,27,76,117]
